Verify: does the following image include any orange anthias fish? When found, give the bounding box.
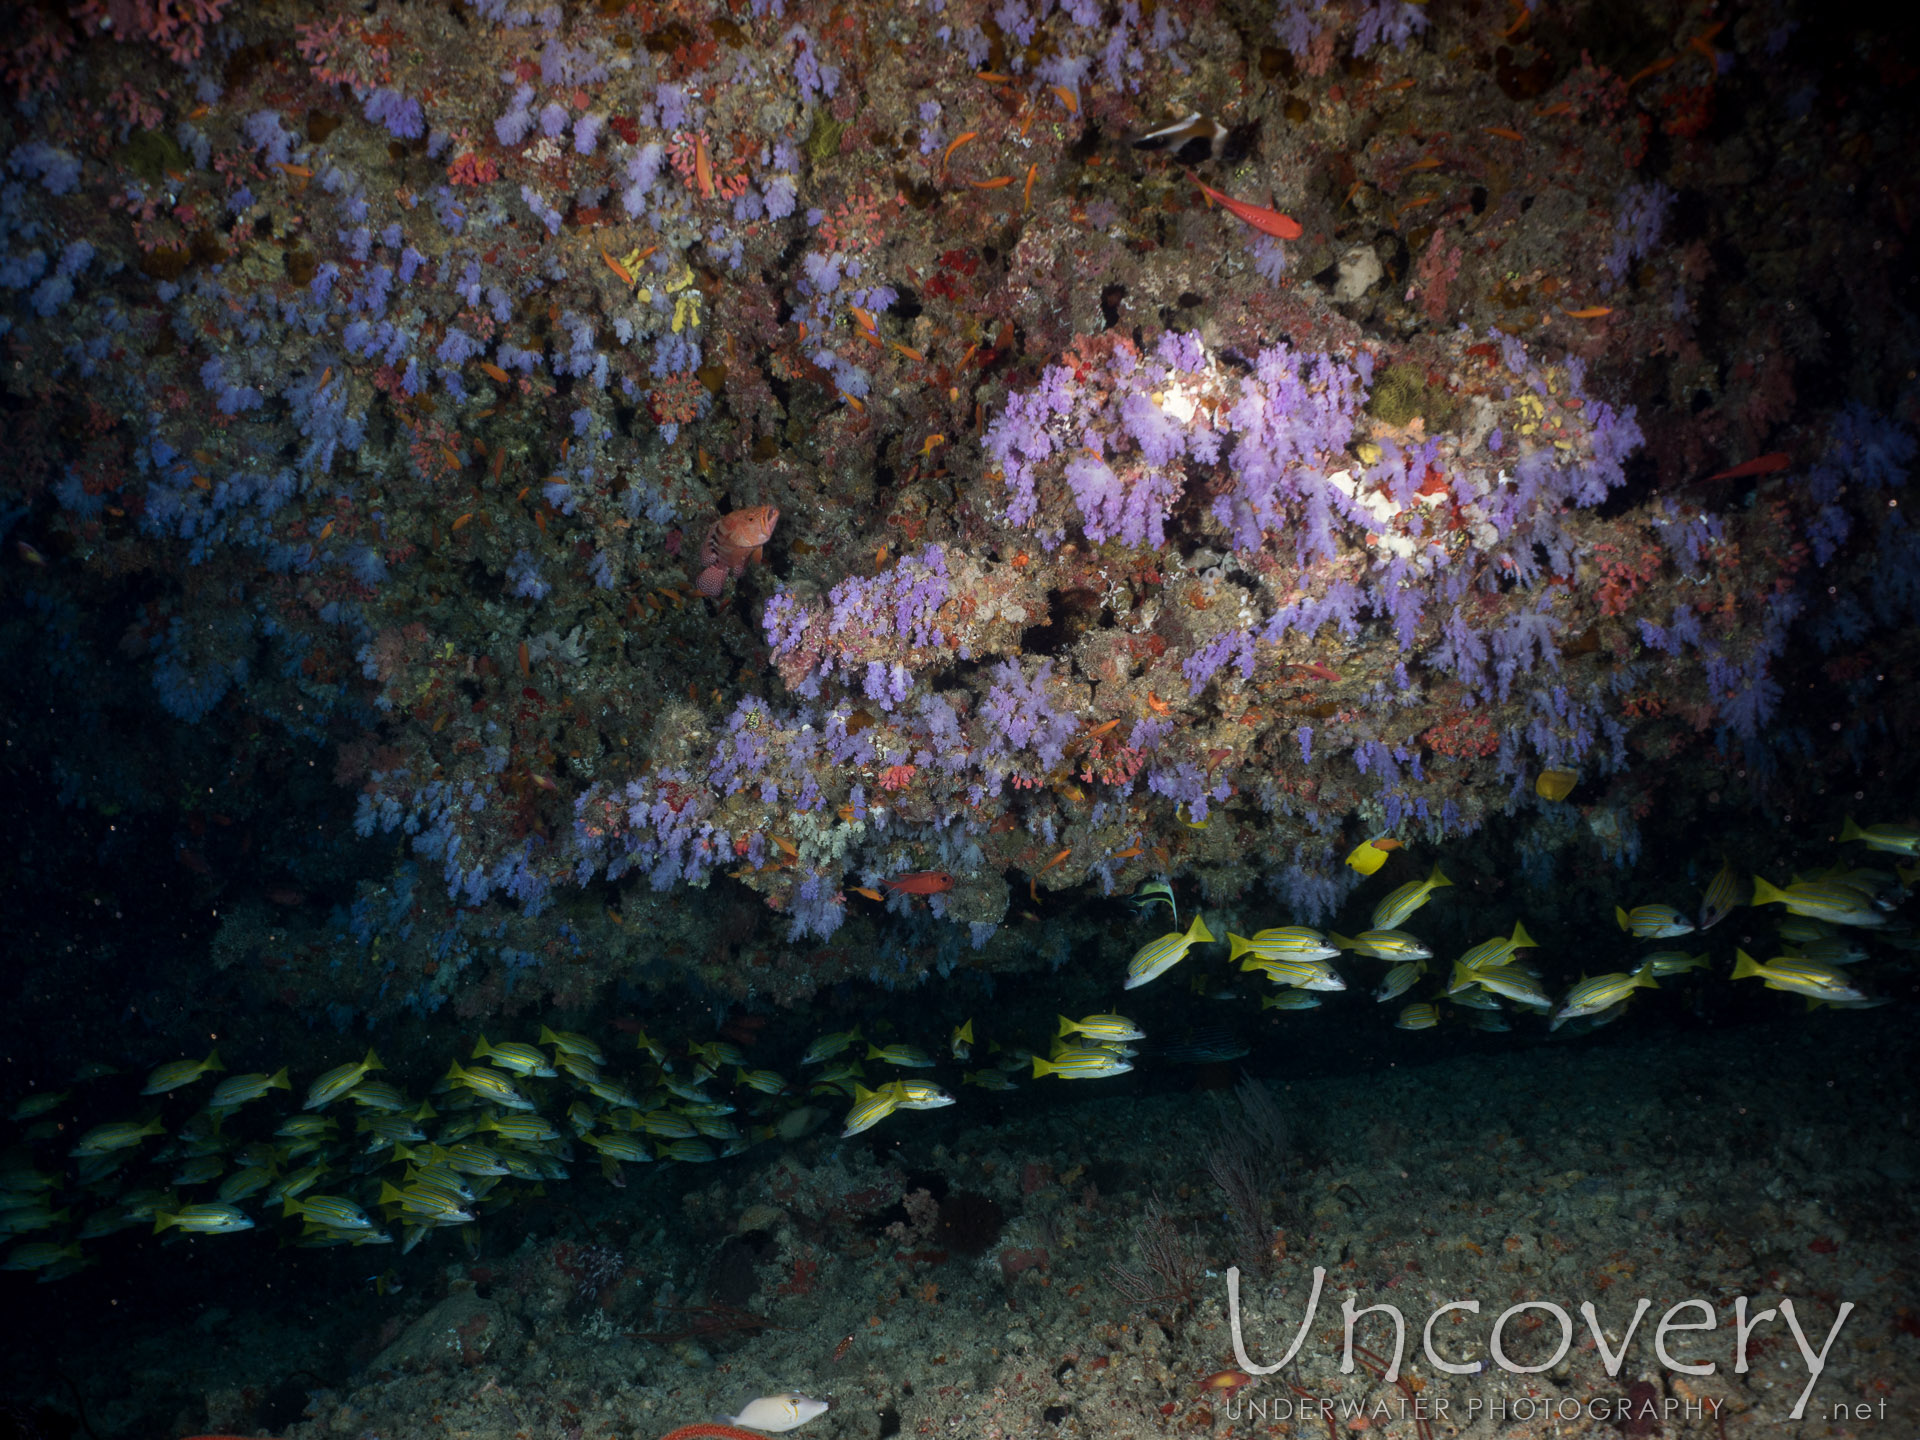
[1184,171,1303,240]
[1706,452,1791,482]
[883,870,957,895]
[694,505,781,598]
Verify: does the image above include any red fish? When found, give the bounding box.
[1184,171,1303,240]
[1706,452,1790,482]
[694,505,780,598]
[883,870,956,895]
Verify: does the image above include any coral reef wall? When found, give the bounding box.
[3,0,1916,1024]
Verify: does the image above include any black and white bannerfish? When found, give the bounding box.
[1128,112,1254,165]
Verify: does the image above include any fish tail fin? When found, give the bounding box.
[1633,962,1659,989]
[204,1049,224,1073]
[1056,1015,1076,1038]
[1031,1055,1055,1078]
[445,1061,467,1083]
[1731,949,1764,981]
[153,1213,177,1235]
[1841,816,1864,842]
[1614,906,1631,932]
[364,1048,383,1072]
[1227,933,1251,961]
[538,1025,562,1047]
[864,1044,884,1060]
[1428,863,1453,889]
[267,1067,290,1090]
[472,1036,492,1060]
[1189,914,1215,944]
[1751,876,1786,907]
[1511,920,1537,949]
[1329,933,1357,951]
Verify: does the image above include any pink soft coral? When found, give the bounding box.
[7,0,230,97]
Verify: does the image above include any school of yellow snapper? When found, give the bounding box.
[2,817,1911,1279]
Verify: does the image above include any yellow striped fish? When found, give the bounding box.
[1615,904,1695,939]
[1732,949,1867,1003]
[1454,921,1537,971]
[1332,929,1431,961]
[303,1050,383,1110]
[141,1050,223,1096]
[1371,863,1452,930]
[1550,964,1657,1028]
[1123,914,1215,990]
[1057,1014,1145,1041]
[1228,927,1340,963]
[1750,876,1885,927]
[840,1083,902,1137]
[1375,960,1425,1002]
[1840,817,1920,856]
[208,1069,290,1109]
[1032,1047,1133,1079]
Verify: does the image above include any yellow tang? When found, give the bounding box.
[1344,836,1397,875]
[1535,769,1577,802]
